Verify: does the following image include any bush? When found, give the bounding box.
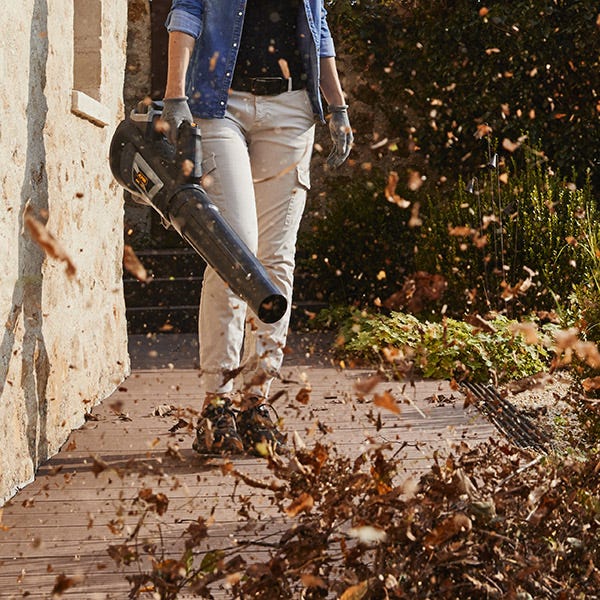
[333,308,555,383]
[299,150,600,319]
[296,174,420,306]
[416,155,600,317]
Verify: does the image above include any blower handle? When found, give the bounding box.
[175,121,203,185]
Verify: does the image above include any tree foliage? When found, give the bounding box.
[327,0,600,188]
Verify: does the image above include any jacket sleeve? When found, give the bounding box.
[319,4,336,58]
[165,0,203,39]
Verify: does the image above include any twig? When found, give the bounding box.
[494,454,544,493]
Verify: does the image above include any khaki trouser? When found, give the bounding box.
[196,89,315,398]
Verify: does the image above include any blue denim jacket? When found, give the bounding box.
[166,0,335,121]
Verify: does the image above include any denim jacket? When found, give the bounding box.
[165,0,335,121]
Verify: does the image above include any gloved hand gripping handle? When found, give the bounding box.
[109,102,287,324]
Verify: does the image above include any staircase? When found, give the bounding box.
[124,247,204,334]
[123,248,328,335]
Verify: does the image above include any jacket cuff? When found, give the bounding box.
[165,9,202,39]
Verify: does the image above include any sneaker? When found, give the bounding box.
[237,400,287,456]
[192,397,244,455]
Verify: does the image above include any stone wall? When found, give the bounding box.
[0,0,130,504]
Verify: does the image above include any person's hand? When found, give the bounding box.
[160,97,193,145]
[327,105,353,168]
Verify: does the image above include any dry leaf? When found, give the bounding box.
[575,340,600,369]
[296,387,312,405]
[354,374,384,395]
[408,202,422,227]
[209,51,219,72]
[138,488,169,516]
[407,170,423,191]
[582,376,600,392]
[51,573,84,596]
[348,525,387,543]
[385,171,410,208]
[474,124,493,139]
[449,225,474,237]
[91,455,110,477]
[0,508,9,532]
[180,158,194,177]
[24,205,76,278]
[509,321,539,344]
[300,573,327,589]
[285,492,314,517]
[123,245,152,283]
[340,580,371,600]
[278,58,290,79]
[373,391,401,415]
[424,512,472,549]
[465,314,497,333]
[502,137,521,152]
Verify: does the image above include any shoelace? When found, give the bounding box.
[248,402,281,425]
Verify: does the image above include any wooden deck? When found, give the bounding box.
[0,333,496,599]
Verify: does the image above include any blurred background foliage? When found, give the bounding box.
[323,0,599,187]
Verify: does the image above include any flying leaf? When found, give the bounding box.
[354,374,384,395]
[123,244,152,283]
[407,169,423,191]
[385,171,410,208]
[24,204,77,278]
[408,202,422,227]
[575,341,600,369]
[373,391,401,415]
[138,488,169,516]
[340,580,371,600]
[209,51,219,72]
[474,124,492,139]
[51,573,84,596]
[296,387,311,405]
[582,376,600,392]
[300,573,327,589]
[509,321,539,344]
[502,138,521,153]
[348,525,387,544]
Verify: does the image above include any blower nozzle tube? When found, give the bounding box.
[167,186,287,323]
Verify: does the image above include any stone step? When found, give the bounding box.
[124,276,202,308]
[124,247,205,280]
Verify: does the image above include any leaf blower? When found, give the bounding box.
[109,101,287,324]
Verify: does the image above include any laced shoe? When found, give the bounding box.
[237,398,287,456]
[192,397,244,455]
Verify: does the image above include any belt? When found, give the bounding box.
[231,77,305,96]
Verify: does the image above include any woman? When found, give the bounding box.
[161,0,353,455]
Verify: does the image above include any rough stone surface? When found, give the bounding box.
[0,1,130,504]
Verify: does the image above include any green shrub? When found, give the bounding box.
[335,308,555,383]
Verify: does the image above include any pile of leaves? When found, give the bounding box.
[112,437,600,599]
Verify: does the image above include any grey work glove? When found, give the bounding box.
[160,97,193,145]
[327,104,353,169]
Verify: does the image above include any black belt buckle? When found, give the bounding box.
[250,77,290,95]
